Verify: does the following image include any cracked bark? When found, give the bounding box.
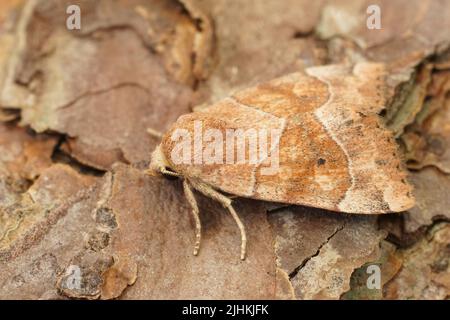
[0,0,449,300]
[289,222,347,280]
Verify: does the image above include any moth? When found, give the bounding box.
[147,63,415,260]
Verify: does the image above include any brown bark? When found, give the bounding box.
[0,0,448,299]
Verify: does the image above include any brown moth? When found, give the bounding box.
[148,63,415,260]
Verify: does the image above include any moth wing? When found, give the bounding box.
[162,63,415,213]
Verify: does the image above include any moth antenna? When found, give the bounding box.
[160,168,181,177]
[147,127,164,140]
[145,167,181,177]
[183,179,202,256]
[148,145,181,177]
[189,180,247,260]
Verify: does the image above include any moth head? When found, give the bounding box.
[147,144,170,176]
[147,144,181,179]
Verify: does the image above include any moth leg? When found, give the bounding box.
[183,179,202,256]
[190,180,247,260]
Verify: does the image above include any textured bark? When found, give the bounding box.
[0,0,449,300]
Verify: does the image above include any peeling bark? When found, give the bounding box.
[0,0,449,300]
